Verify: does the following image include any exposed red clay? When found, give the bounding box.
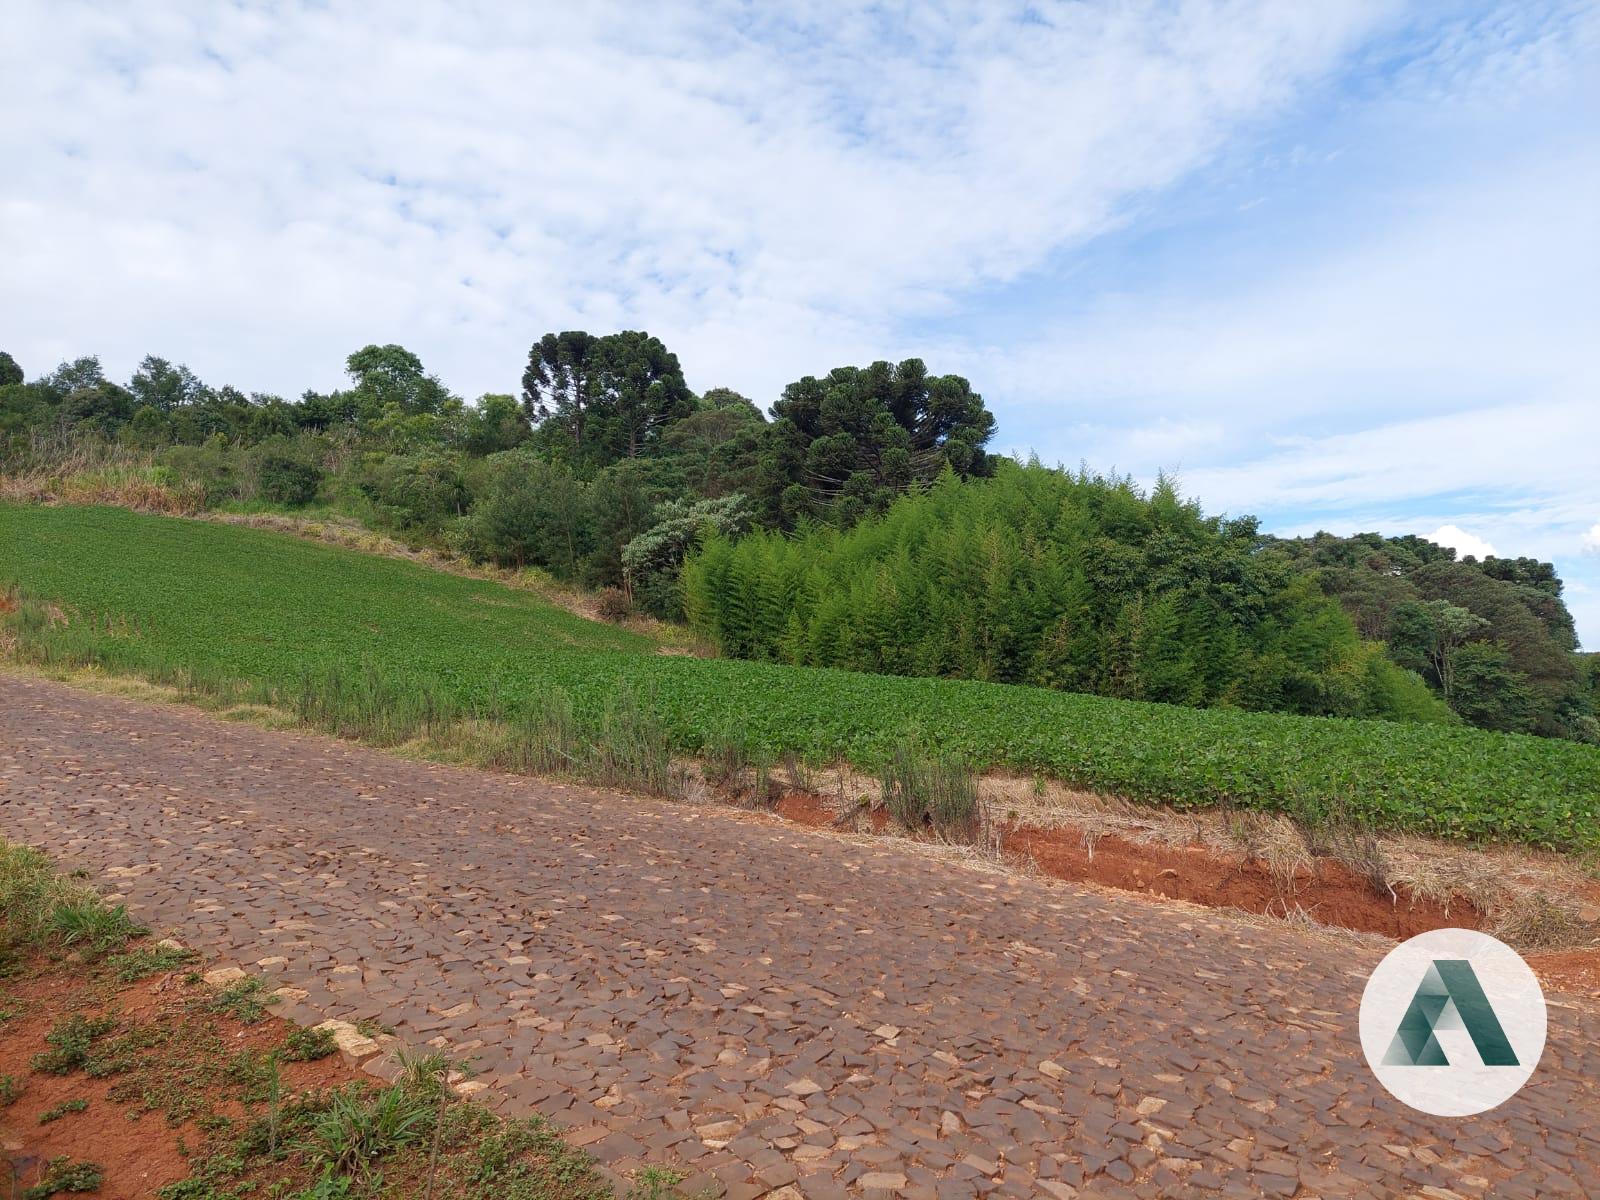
[0,956,355,1198]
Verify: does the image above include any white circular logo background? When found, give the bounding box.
[1359,927,1545,1117]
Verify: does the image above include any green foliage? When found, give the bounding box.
[50,900,147,955]
[5,505,1599,848]
[206,976,275,1025]
[0,841,87,954]
[622,492,752,617]
[301,1083,432,1179]
[1449,641,1539,733]
[108,943,198,982]
[701,724,776,804]
[461,453,670,588]
[625,1167,688,1200]
[585,683,680,797]
[0,1073,21,1106]
[0,350,23,388]
[21,1157,104,1199]
[257,453,324,507]
[32,1013,118,1075]
[355,452,469,534]
[281,1025,340,1062]
[0,839,143,961]
[522,330,693,467]
[130,355,208,412]
[658,393,766,498]
[38,1097,89,1124]
[685,463,1450,725]
[1273,530,1594,741]
[460,392,530,456]
[343,344,454,420]
[758,357,994,526]
[879,742,980,838]
[466,453,597,575]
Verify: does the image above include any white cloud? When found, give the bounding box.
[1428,524,1496,562]
[991,140,1600,448]
[1582,524,1600,554]
[0,1,1396,400]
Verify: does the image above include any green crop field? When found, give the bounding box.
[4,503,1598,849]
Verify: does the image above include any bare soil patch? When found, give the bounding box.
[1002,825,1472,938]
[0,951,354,1197]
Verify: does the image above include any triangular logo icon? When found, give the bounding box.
[1382,959,1519,1067]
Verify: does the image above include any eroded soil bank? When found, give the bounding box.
[772,791,1600,993]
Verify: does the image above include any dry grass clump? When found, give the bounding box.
[1223,811,1316,893]
[879,740,984,841]
[699,728,776,807]
[1487,889,1585,950]
[0,462,203,515]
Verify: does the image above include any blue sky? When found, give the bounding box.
[3,1,1597,642]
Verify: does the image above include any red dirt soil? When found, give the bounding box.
[1004,827,1477,939]
[1525,950,1600,996]
[777,792,1478,939]
[775,791,1600,996]
[0,959,358,1199]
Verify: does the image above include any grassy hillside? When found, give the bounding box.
[4,504,1599,849]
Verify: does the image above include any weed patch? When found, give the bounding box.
[31,1013,117,1075]
[880,740,982,840]
[38,1097,89,1124]
[21,1157,105,1199]
[109,942,197,981]
[204,975,275,1024]
[49,899,147,955]
[282,1024,339,1062]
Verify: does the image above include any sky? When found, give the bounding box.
[3,1,1597,644]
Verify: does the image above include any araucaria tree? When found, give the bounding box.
[521,330,692,467]
[757,358,995,527]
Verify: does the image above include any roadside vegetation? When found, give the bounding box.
[0,838,684,1199]
[4,505,1599,851]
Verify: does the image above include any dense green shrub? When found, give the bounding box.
[257,454,324,507]
[622,493,751,618]
[685,463,1453,724]
[1271,530,1595,740]
[160,435,243,505]
[355,453,469,534]
[465,453,594,573]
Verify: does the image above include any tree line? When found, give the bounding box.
[0,338,997,616]
[1,337,1592,741]
[1266,532,1597,741]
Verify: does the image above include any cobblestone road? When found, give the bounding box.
[2,674,1596,1198]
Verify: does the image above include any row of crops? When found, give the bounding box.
[4,503,1597,848]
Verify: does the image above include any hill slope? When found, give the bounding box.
[3,503,1598,848]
